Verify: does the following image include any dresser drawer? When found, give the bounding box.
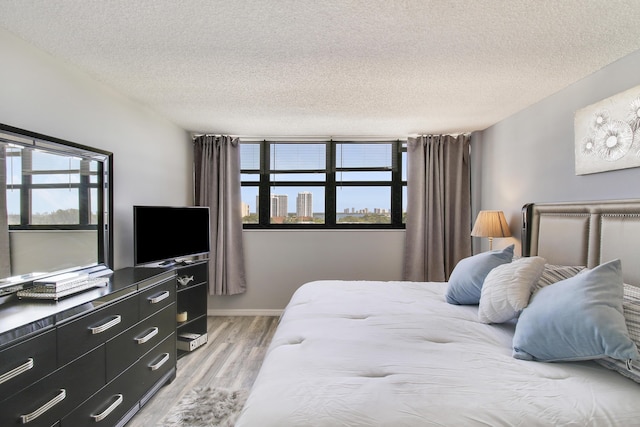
[0,346,104,427]
[105,303,175,382]
[57,295,138,366]
[138,276,175,320]
[131,333,176,399]
[0,329,56,401]
[61,363,140,427]
[176,262,207,289]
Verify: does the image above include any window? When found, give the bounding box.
[5,145,101,229]
[241,140,406,228]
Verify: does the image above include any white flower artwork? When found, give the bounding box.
[575,85,640,175]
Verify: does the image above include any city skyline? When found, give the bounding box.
[241,190,396,216]
[240,186,405,216]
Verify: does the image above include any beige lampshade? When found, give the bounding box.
[471,210,511,238]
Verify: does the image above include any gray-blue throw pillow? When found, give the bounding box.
[513,259,640,362]
[445,245,514,305]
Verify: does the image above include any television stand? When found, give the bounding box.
[174,259,208,358]
[141,259,209,358]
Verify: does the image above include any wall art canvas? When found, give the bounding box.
[574,84,640,175]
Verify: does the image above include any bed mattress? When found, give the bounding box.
[236,280,640,426]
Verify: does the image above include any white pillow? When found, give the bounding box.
[478,256,547,324]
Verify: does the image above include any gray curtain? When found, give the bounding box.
[403,134,471,282]
[194,135,247,295]
[0,146,10,277]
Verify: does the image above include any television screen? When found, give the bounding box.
[134,205,210,265]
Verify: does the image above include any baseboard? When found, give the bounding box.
[207,309,282,317]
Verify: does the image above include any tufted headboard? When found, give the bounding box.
[522,199,640,286]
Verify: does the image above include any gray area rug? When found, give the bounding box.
[162,387,248,427]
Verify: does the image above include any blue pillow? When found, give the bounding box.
[445,245,514,305]
[513,259,640,362]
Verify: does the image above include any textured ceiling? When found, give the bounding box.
[1,0,640,137]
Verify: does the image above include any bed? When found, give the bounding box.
[235,199,640,426]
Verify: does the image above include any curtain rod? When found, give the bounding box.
[231,136,409,142]
[191,134,411,141]
[191,133,471,141]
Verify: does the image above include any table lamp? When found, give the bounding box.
[471,210,511,250]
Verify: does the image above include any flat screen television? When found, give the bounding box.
[134,205,210,265]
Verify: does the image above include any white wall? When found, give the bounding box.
[473,48,640,255]
[0,29,192,269]
[208,230,405,314]
[1,29,405,313]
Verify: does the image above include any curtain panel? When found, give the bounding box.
[403,134,471,282]
[193,135,247,295]
[0,146,10,277]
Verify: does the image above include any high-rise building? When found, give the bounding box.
[270,194,288,218]
[296,191,313,218]
[241,202,250,217]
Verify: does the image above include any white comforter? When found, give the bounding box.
[235,281,640,426]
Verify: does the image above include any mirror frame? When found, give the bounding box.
[0,123,113,291]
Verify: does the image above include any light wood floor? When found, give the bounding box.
[127,316,279,427]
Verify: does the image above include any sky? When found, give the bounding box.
[5,147,98,215]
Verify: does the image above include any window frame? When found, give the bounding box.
[6,147,101,231]
[241,140,407,229]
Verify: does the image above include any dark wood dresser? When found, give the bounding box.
[0,267,177,427]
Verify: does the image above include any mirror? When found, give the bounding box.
[0,124,112,294]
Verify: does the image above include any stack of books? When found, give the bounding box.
[16,272,109,301]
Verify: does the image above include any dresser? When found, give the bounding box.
[0,266,177,427]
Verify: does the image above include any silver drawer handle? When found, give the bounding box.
[91,394,123,422]
[20,388,66,424]
[89,315,122,335]
[0,358,34,385]
[135,327,159,344]
[148,291,170,304]
[149,353,170,371]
